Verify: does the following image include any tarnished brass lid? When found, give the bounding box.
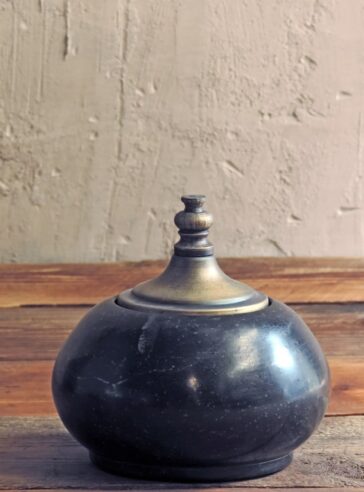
[117,195,268,315]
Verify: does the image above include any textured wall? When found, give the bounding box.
[0,0,363,262]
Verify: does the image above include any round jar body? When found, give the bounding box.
[52,298,329,482]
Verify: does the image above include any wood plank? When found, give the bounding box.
[1,303,363,362]
[0,303,363,417]
[2,259,364,307]
[0,307,86,362]
[0,416,363,489]
[293,303,364,357]
[0,361,56,416]
[3,490,363,492]
[0,357,362,417]
[328,358,364,415]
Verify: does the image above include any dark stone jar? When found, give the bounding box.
[52,195,330,482]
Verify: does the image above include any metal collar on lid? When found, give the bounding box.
[117,195,269,315]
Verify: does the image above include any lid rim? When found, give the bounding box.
[116,290,269,316]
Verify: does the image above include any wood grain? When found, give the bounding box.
[0,307,85,362]
[0,357,362,417]
[2,258,364,307]
[0,302,363,417]
[328,358,364,415]
[3,490,363,492]
[293,304,364,357]
[0,416,363,489]
[1,303,363,362]
[0,361,55,416]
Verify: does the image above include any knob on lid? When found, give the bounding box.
[117,195,268,315]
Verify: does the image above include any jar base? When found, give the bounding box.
[90,452,292,482]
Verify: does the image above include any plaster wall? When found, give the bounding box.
[0,0,363,262]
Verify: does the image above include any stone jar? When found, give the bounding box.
[52,195,330,482]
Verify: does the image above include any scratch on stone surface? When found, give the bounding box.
[102,0,131,260]
[10,3,18,106]
[76,376,113,385]
[117,0,130,161]
[38,0,43,13]
[37,3,47,101]
[144,208,157,255]
[357,112,364,173]
[337,206,361,215]
[71,341,220,389]
[51,167,61,178]
[288,213,302,223]
[148,80,157,94]
[138,315,159,354]
[63,0,75,59]
[336,90,352,101]
[221,160,244,179]
[119,234,131,245]
[267,239,289,257]
[291,110,301,122]
[301,55,317,69]
[0,181,10,197]
[4,124,12,138]
[135,88,145,97]
[88,130,98,141]
[95,361,195,388]
[114,348,217,386]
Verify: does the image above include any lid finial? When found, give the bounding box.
[117,193,269,315]
[174,195,214,257]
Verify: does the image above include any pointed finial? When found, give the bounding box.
[174,195,214,257]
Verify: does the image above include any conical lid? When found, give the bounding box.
[117,195,268,315]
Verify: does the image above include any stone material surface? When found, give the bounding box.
[52,297,329,480]
[0,0,363,262]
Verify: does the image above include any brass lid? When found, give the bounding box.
[117,195,268,315]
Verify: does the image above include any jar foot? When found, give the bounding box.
[90,452,292,482]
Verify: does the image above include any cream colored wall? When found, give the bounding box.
[0,0,363,262]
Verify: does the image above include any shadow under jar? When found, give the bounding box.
[52,195,330,482]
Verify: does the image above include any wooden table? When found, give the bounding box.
[1,259,364,491]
